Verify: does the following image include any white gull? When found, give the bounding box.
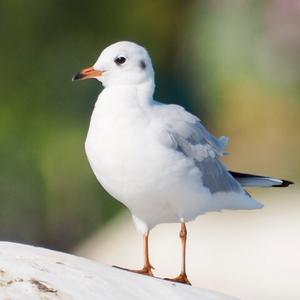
[73,41,293,284]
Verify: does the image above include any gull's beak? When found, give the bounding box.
[72,66,104,81]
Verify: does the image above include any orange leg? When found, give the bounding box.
[113,233,154,276]
[165,222,191,285]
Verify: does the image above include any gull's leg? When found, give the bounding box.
[113,233,154,276]
[165,222,191,285]
[137,233,154,275]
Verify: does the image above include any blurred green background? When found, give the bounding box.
[0,0,299,251]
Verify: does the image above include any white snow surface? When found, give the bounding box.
[0,242,237,300]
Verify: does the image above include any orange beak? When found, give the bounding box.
[72,66,104,81]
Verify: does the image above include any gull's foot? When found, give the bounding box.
[164,273,191,285]
[113,265,154,276]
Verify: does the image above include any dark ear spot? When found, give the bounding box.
[140,60,146,69]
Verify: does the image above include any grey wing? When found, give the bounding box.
[172,133,242,194]
[155,103,243,194]
[195,121,229,156]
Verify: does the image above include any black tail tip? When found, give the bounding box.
[272,179,294,187]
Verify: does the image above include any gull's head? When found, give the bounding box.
[72,41,154,87]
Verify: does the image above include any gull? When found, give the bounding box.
[73,41,293,285]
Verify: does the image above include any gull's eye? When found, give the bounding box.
[114,56,126,65]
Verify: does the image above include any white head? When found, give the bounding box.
[73,41,154,87]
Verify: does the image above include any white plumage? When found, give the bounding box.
[82,41,263,234]
[73,41,293,284]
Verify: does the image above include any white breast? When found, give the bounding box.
[85,86,212,229]
[85,87,170,210]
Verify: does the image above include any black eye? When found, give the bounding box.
[114,56,126,65]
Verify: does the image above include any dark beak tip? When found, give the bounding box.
[72,72,84,81]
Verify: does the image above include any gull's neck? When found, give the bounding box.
[135,79,155,105]
[99,79,155,108]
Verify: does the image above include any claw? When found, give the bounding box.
[164,273,191,285]
[113,265,154,276]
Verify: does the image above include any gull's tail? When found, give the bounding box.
[229,171,294,188]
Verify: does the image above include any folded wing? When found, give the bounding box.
[152,103,243,195]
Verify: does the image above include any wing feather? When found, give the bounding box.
[153,103,228,155]
[152,103,243,194]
